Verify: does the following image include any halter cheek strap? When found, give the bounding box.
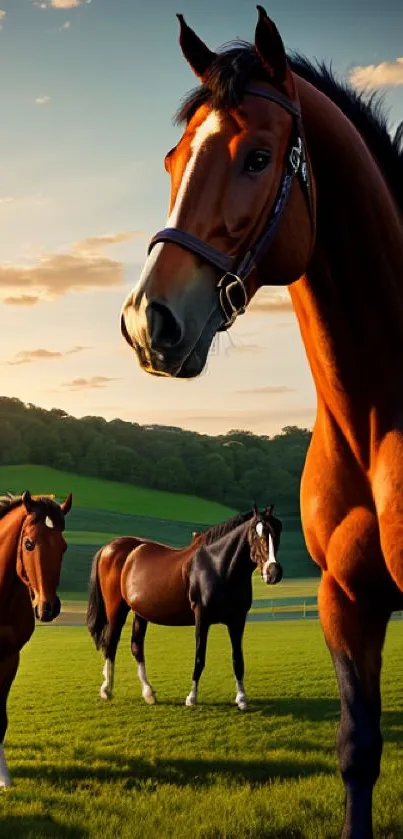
[148,84,314,329]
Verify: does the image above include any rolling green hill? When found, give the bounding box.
[0,464,317,592]
[0,465,235,522]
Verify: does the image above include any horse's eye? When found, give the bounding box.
[244,150,271,173]
[24,538,35,551]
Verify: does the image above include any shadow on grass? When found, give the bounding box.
[0,814,87,839]
[14,751,332,792]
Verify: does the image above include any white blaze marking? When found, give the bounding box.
[166,110,222,229]
[45,516,54,529]
[256,521,263,537]
[262,535,277,583]
[0,744,11,788]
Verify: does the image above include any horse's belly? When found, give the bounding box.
[122,555,194,625]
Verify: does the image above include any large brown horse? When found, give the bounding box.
[86,506,282,710]
[120,7,403,837]
[0,490,72,788]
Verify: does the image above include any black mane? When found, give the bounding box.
[202,509,254,546]
[174,42,403,214]
[0,493,64,527]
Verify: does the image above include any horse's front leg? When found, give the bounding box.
[0,652,20,789]
[227,617,248,710]
[319,571,390,839]
[185,606,210,707]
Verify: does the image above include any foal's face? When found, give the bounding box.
[121,8,314,379]
[17,491,72,622]
[249,507,283,585]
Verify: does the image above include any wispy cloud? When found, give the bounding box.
[49,0,90,7]
[3,295,40,307]
[235,386,295,395]
[249,290,293,314]
[61,376,119,391]
[349,57,403,90]
[35,95,51,106]
[0,9,6,30]
[60,20,71,30]
[0,231,142,304]
[7,346,91,366]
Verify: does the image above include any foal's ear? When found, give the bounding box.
[177,14,216,80]
[61,493,73,515]
[22,489,34,514]
[254,6,295,99]
[265,504,274,517]
[253,502,259,517]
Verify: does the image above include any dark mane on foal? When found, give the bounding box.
[174,42,403,214]
[201,509,254,546]
[0,493,63,524]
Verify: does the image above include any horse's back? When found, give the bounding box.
[121,541,195,626]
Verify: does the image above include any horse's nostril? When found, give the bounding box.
[147,301,184,349]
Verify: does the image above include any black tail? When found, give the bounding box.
[86,549,109,651]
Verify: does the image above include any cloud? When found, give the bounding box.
[60,20,71,29]
[349,57,403,90]
[61,376,119,391]
[0,10,6,30]
[249,290,293,314]
[235,386,295,395]
[35,96,51,106]
[7,346,90,366]
[3,295,40,306]
[49,0,90,7]
[0,230,142,303]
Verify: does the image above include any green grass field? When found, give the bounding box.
[0,465,235,523]
[1,621,403,838]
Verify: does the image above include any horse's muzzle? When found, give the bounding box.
[265,562,283,585]
[35,596,61,623]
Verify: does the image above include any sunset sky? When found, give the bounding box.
[0,0,402,435]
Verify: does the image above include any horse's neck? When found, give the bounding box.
[0,507,25,606]
[217,523,253,579]
[287,80,403,455]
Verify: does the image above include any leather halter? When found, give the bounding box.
[147,85,314,329]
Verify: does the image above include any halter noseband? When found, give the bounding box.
[147,85,314,329]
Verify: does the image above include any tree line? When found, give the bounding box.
[0,397,311,513]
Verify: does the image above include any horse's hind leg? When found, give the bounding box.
[227,616,247,711]
[0,653,19,788]
[100,600,129,700]
[186,606,210,707]
[319,571,390,839]
[131,615,155,705]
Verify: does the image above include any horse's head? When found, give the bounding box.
[248,503,283,584]
[17,490,72,622]
[121,6,315,377]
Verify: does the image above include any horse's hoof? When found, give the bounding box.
[185,695,196,707]
[143,689,156,705]
[100,687,112,701]
[235,694,248,711]
[0,776,11,789]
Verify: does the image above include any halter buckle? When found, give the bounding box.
[217,272,248,328]
[289,137,302,174]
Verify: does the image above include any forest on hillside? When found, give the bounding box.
[0,397,311,512]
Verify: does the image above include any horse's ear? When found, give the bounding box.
[266,504,274,516]
[254,6,295,98]
[253,502,259,517]
[61,493,73,515]
[177,14,216,80]
[22,490,34,513]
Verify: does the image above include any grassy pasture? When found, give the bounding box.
[1,620,403,838]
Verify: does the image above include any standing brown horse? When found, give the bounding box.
[0,490,72,788]
[86,506,282,710]
[120,7,403,837]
